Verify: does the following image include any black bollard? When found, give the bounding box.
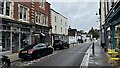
[92,42,95,55]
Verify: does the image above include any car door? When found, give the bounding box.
[33,44,46,56]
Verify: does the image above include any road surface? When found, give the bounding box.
[29,43,91,68]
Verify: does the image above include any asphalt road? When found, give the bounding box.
[29,43,91,68]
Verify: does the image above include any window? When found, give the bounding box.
[44,15,46,25]
[24,8,27,21]
[40,0,45,9]
[20,6,23,19]
[55,25,57,33]
[55,16,56,22]
[61,19,62,25]
[0,1,4,14]
[61,27,62,33]
[65,22,67,26]
[19,5,28,21]
[36,12,41,23]
[6,2,11,16]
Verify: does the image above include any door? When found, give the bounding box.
[12,33,19,53]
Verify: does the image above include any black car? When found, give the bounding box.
[53,40,69,50]
[0,55,11,68]
[18,43,54,59]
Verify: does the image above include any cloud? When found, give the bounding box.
[47,0,99,2]
[47,0,99,32]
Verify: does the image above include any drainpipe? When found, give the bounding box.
[104,26,107,52]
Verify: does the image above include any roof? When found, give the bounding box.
[51,9,67,19]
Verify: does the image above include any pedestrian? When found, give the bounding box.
[92,42,95,55]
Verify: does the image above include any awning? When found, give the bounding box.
[41,33,46,36]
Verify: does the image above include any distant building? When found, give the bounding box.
[51,9,68,45]
[68,27,77,44]
[68,27,92,44]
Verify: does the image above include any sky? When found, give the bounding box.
[46,0,100,32]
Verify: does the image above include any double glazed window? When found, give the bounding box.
[19,5,27,21]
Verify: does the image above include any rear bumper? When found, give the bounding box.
[18,53,32,59]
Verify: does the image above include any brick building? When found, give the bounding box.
[0,0,51,54]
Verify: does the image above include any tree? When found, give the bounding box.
[80,30,84,34]
[88,27,100,39]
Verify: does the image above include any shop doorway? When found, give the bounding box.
[12,33,19,53]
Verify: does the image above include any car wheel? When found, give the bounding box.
[2,60,9,68]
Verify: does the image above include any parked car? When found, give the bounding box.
[53,40,69,50]
[0,55,11,68]
[18,43,54,59]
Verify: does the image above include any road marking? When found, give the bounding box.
[80,45,92,68]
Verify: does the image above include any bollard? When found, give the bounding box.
[92,42,95,55]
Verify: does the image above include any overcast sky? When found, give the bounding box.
[46,0,100,32]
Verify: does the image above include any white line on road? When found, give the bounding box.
[80,45,92,68]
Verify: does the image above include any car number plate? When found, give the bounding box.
[22,51,27,53]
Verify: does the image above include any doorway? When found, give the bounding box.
[12,33,19,53]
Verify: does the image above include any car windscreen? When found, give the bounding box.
[33,43,46,49]
[23,45,34,50]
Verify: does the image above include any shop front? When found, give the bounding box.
[104,3,120,60]
[33,25,50,44]
[1,18,32,54]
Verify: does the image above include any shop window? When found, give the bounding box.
[115,25,120,49]
[0,1,4,15]
[2,32,10,51]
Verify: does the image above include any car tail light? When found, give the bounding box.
[28,49,35,54]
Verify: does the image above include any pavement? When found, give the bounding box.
[6,42,114,67]
[88,42,114,68]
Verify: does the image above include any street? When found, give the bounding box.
[29,43,91,67]
[10,43,91,67]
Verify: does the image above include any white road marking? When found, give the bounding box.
[80,45,92,68]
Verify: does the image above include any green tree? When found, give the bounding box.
[88,27,100,39]
[80,30,84,34]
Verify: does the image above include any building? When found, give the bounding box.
[99,0,106,47]
[32,1,51,45]
[68,28,77,44]
[0,0,52,55]
[99,0,120,60]
[51,9,68,45]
